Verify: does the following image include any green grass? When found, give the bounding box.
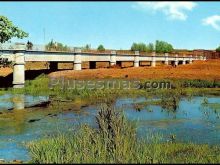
[1,74,220,108]
[27,104,220,164]
[0,74,219,114]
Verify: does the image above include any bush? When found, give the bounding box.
[181,79,217,88]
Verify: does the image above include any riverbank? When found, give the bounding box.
[1,59,220,81]
[48,59,220,81]
[1,61,220,163]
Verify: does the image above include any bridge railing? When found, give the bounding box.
[0,43,203,58]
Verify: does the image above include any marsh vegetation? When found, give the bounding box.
[27,104,220,164]
[0,74,220,163]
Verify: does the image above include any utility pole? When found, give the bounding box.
[43,28,46,44]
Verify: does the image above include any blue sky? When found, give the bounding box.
[1,1,220,50]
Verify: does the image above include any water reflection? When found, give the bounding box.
[0,95,220,161]
[0,94,49,111]
[12,94,25,110]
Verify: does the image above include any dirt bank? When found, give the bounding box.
[48,59,220,81]
[0,60,219,81]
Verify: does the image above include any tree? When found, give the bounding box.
[45,39,70,51]
[45,39,55,51]
[216,45,220,52]
[0,15,28,43]
[146,43,154,52]
[155,40,174,53]
[97,44,105,51]
[131,43,138,51]
[82,44,91,51]
[131,42,148,52]
[85,44,91,50]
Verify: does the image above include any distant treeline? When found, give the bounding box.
[131,40,174,53]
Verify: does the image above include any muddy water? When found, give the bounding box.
[0,94,220,161]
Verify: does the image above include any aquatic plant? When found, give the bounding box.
[160,90,181,112]
[133,103,145,112]
[202,97,209,105]
[27,105,220,164]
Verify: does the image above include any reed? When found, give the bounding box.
[27,104,220,164]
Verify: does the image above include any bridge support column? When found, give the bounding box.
[134,51,139,67]
[175,54,179,66]
[151,52,156,67]
[89,61,96,69]
[13,43,26,88]
[49,62,58,71]
[200,55,203,60]
[110,50,116,66]
[165,53,169,65]
[182,60,186,65]
[182,55,186,65]
[189,55,193,64]
[74,48,82,70]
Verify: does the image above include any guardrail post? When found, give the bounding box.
[13,43,26,88]
[110,50,116,66]
[165,53,169,65]
[74,48,82,70]
[151,52,156,67]
[134,51,139,67]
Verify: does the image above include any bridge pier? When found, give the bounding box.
[165,53,169,65]
[74,48,82,70]
[89,61,96,69]
[134,51,139,67]
[182,60,186,65]
[13,43,26,88]
[174,54,179,66]
[110,50,116,66]
[151,52,156,67]
[200,55,203,60]
[189,55,193,64]
[181,55,186,65]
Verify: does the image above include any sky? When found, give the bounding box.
[1,1,220,50]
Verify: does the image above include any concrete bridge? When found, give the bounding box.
[0,43,206,88]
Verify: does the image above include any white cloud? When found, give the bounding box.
[202,15,220,30]
[134,1,197,21]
